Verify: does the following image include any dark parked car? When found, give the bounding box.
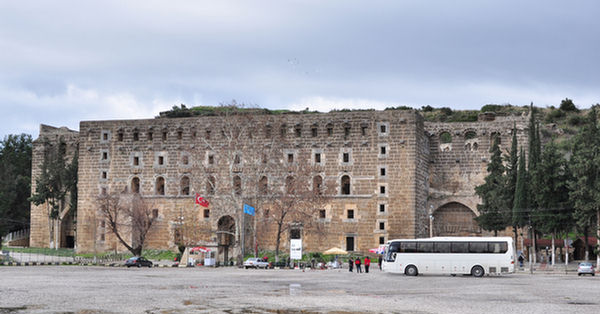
[125,256,153,268]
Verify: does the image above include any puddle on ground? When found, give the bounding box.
[288,283,301,296]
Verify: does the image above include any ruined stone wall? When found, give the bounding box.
[424,113,530,233]
[29,125,79,248]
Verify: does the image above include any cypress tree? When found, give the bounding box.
[513,147,528,228]
[475,134,508,235]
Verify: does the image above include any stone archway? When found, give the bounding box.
[432,202,481,236]
[217,215,236,265]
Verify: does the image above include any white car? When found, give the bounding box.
[243,258,269,269]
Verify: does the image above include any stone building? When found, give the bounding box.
[29,109,528,262]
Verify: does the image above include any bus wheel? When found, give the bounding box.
[405,265,418,276]
[471,266,484,277]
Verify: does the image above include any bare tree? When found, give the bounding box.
[98,192,157,256]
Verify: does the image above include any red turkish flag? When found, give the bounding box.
[195,193,209,207]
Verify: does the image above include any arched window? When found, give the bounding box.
[259,176,268,195]
[233,175,242,196]
[341,175,350,195]
[286,176,295,194]
[464,131,477,140]
[440,132,452,144]
[155,177,165,195]
[131,177,140,194]
[207,176,216,195]
[180,176,190,196]
[313,176,323,195]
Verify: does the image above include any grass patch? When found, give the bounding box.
[2,247,74,257]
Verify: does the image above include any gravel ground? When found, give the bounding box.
[0,266,598,314]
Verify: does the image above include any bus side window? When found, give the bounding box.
[451,242,468,253]
[402,242,417,253]
[386,242,401,261]
[489,242,508,253]
[434,242,451,253]
[469,242,487,253]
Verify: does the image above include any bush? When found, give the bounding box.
[567,114,585,126]
[559,98,578,112]
[545,109,565,123]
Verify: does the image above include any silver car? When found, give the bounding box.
[243,257,269,269]
[577,262,595,276]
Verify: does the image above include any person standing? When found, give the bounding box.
[364,257,371,273]
[348,258,354,272]
[355,257,362,273]
[378,256,383,270]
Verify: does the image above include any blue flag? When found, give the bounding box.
[243,204,255,216]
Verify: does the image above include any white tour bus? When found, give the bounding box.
[382,237,514,277]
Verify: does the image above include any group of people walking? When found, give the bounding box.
[348,257,378,273]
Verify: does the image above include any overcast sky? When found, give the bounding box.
[1,1,599,139]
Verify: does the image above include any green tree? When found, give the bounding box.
[567,106,600,262]
[559,98,578,112]
[512,148,528,229]
[29,138,77,249]
[504,124,519,234]
[0,134,32,248]
[526,104,542,260]
[475,134,508,235]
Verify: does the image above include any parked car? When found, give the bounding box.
[125,256,153,268]
[577,262,595,276]
[243,257,269,269]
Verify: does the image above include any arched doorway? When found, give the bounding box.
[432,202,481,236]
[217,215,236,265]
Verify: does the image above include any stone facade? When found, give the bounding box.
[29,110,528,260]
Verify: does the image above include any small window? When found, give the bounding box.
[259,176,268,195]
[342,153,349,163]
[118,132,123,141]
[327,125,333,136]
[180,176,190,195]
[361,126,368,136]
[102,132,109,141]
[311,127,318,137]
[319,209,326,219]
[208,155,214,165]
[156,177,165,195]
[148,132,153,140]
[133,156,140,166]
[102,152,108,160]
[234,154,241,164]
[162,131,168,141]
[133,132,139,141]
[344,126,351,138]
[379,236,385,245]
[380,124,387,134]
[204,209,210,218]
[158,156,164,165]
[380,167,386,177]
[131,177,140,193]
[101,171,107,179]
[380,146,387,155]
[314,153,321,164]
[287,153,294,163]
[294,126,302,137]
[341,175,351,195]
[379,221,385,230]
[379,204,386,213]
[380,186,386,195]
[346,236,355,251]
[280,125,287,137]
[233,176,242,196]
[347,209,354,219]
[177,131,183,140]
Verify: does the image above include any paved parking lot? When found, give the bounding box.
[0,266,598,314]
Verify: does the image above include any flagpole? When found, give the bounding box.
[241,202,245,264]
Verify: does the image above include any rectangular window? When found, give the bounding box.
[380,167,386,176]
[327,127,333,136]
[343,153,349,163]
[344,127,351,138]
[379,221,385,230]
[101,171,107,179]
[287,153,294,163]
[312,128,318,137]
[102,132,109,141]
[400,242,417,253]
[347,209,354,219]
[380,124,387,133]
[319,209,326,219]
[118,133,123,141]
[314,153,321,164]
[379,236,385,245]
[379,204,385,213]
[162,131,167,141]
[102,152,108,160]
[417,242,433,253]
[133,132,139,141]
[148,132,153,140]
[133,156,139,166]
[204,209,210,218]
[380,146,386,155]
[346,236,355,251]
[361,126,368,136]
[177,131,183,140]
[208,155,215,165]
[295,128,301,137]
[158,156,164,165]
[434,242,451,253]
[380,186,386,194]
[489,242,508,253]
[451,242,469,253]
[469,242,487,253]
